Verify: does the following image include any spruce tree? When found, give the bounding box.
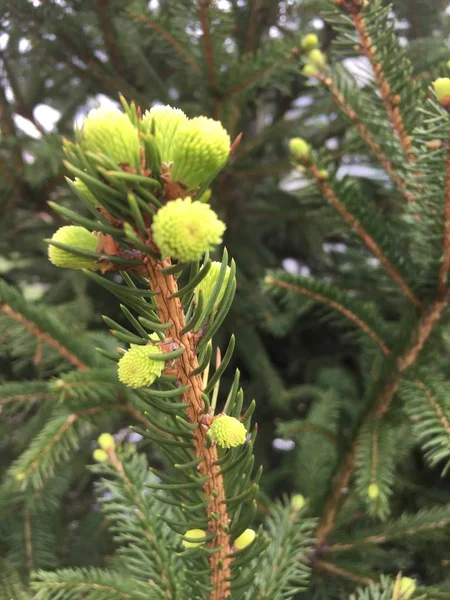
[1,1,450,599]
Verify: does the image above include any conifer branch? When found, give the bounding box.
[141,256,232,600]
[413,380,450,439]
[135,15,201,73]
[336,0,415,160]
[319,74,414,203]
[198,1,218,103]
[0,303,89,371]
[94,0,129,81]
[308,164,420,306]
[439,141,450,296]
[315,560,374,585]
[265,275,391,355]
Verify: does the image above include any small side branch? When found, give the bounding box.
[198,0,217,92]
[24,509,34,573]
[320,74,413,203]
[315,559,375,586]
[308,164,420,307]
[0,303,88,371]
[265,275,391,356]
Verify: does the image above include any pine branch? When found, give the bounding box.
[439,139,450,295]
[140,256,232,600]
[307,163,420,306]
[337,0,415,160]
[318,72,413,203]
[315,560,375,586]
[198,0,218,114]
[135,15,201,73]
[264,274,391,355]
[24,508,34,572]
[94,0,129,80]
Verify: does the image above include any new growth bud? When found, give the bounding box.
[307,49,327,69]
[234,528,256,550]
[209,415,247,449]
[291,494,306,511]
[392,576,416,599]
[289,138,312,162]
[152,197,226,262]
[141,105,189,162]
[117,343,165,389]
[182,529,207,549]
[93,449,109,463]
[433,77,450,107]
[48,226,99,270]
[81,108,140,168]
[367,483,379,500]
[98,433,115,451]
[301,33,319,51]
[195,261,231,309]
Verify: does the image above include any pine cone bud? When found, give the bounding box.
[289,138,311,161]
[392,577,416,599]
[141,105,189,162]
[291,494,306,511]
[367,483,379,500]
[234,528,256,550]
[81,108,140,168]
[195,261,231,308]
[48,226,99,270]
[182,529,206,549]
[301,33,319,51]
[93,449,109,463]
[433,78,450,107]
[73,177,98,205]
[170,116,231,190]
[98,433,115,451]
[307,49,327,68]
[210,415,247,449]
[117,343,165,389]
[152,197,226,262]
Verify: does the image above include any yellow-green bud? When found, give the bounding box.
[48,226,99,270]
[234,529,256,550]
[289,138,311,161]
[195,261,231,309]
[307,49,327,68]
[302,64,317,78]
[170,116,231,190]
[318,169,328,179]
[447,60,450,70]
[182,529,206,549]
[98,433,115,451]
[117,343,165,389]
[152,197,226,262]
[392,576,416,599]
[93,449,109,463]
[73,177,98,205]
[210,415,247,449]
[141,105,189,163]
[291,494,306,511]
[367,483,379,500]
[81,108,140,168]
[433,78,450,106]
[301,33,319,51]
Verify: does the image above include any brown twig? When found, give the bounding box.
[136,14,200,73]
[198,1,217,89]
[95,0,129,80]
[142,256,232,600]
[24,508,34,572]
[315,559,375,585]
[0,303,88,371]
[308,164,420,307]
[265,276,391,355]
[319,74,414,203]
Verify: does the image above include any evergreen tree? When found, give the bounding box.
[1,0,450,598]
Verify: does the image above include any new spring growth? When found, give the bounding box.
[447,60,450,70]
[307,49,327,69]
[182,529,207,549]
[392,577,416,599]
[367,483,379,500]
[73,177,98,205]
[209,415,247,449]
[302,64,317,78]
[291,494,306,511]
[301,33,319,51]
[433,77,450,108]
[289,138,312,162]
[234,529,256,550]
[195,261,231,309]
[48,226,100,270]
[143,106,231,190]
[152,197,226,262]
[93,449,109,463]
[117,343,165,389]
[98,433,115,451]
[80,107,140,169]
